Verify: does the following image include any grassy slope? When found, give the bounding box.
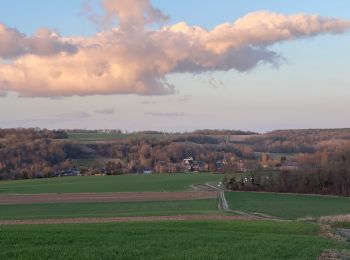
[0,173,223,194]
[67,132,131,141]
[0,199,219,220]
[66,132,178,141]
[0,221,346,260]
[226,191,350,219]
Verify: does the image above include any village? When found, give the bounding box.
[50,152,299,177]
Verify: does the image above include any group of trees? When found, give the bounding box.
[225,143,350,196]
[0,128,69,179]
[246,129,350,153]
[0,128,254,180]
[190,129,258,136]
[67,139,248,173]
[2,127,350,197]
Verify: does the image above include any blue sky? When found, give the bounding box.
[0,0,350,132]
[2,1,350,35]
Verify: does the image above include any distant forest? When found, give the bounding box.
[1,128,350,196]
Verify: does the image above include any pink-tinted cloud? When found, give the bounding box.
[0,24,77,59]
[147,112,185,117]
[101,0,168,32]
[0,1,349,97]
[94,108,115,114]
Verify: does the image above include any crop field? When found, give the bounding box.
[0,221,346,260]
[2,175,350,259]
[226,191,350,219]
[66,132,180,141]
[0,173,223,194]
[67,132,129,140]
[0,199,219,220]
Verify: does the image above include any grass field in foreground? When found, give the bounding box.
[0,173,223,194]
[0,199,219,220]
[226,191,350,219]
[0,221,346,260]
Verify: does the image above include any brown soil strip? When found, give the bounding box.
[0,215,258,225]
[318,250,350,260]
[0,191,218,205]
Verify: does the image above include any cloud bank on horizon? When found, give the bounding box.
[0,0,349,97]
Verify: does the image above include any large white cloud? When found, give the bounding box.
[0,1,349,97]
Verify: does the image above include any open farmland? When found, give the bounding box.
[2,174,350,259]
[66,132,180,141]
[0,173,225,223]
[0,199,220,220]
[226,191,350,219]
[67,132,129,141]
[0,221,347,260]
[0,191,218,204]
[0,173,223,194]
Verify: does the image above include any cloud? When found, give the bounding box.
[208,76,224,89]
[176,95,191,102]
[0,1,349,97]
[56,111,91,120]
[0,24,77,59]
[101,0,169,32]
[94,108,115,114]
[141,100,158,105]
[147,112,185,117]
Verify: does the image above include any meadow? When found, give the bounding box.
[66,132,179,141]
[0,173,223,194]
[0,199,219,220]
[0,221,346,260]
[67,132,129,141]
[2,175,350,259]
[226,191,350,219]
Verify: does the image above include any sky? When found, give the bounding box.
[0,0,350,132]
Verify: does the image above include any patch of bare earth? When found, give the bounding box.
[0,191,218,205]
[318,223,344,242]
[320,215,350,224]
[318,250,350,260]
[190,184,217,192]
[0,215,258,225]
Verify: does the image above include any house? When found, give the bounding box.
[260,152,270,168]
[183,157,194,165]
[280,161,299,171]
[55,168,81,177]
[143,169,153,174]
[235,160,246,172]
[191,161,209,172]
[0,162,5,170]
[155,161,167,173]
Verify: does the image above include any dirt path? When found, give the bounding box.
[0,214,259,225]
[207,183,287,221]
[0,191,218,205]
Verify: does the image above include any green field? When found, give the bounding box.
[67,132,132,141]
[226,191,350,219]
[0,173,223,194]
[0,221,346,260]
[66,132,178,141]
[0,199,219,220]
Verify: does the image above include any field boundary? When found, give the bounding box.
[0,191,218,205]
[0,215,258,225]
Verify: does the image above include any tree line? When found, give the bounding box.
[225,143,350,196]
